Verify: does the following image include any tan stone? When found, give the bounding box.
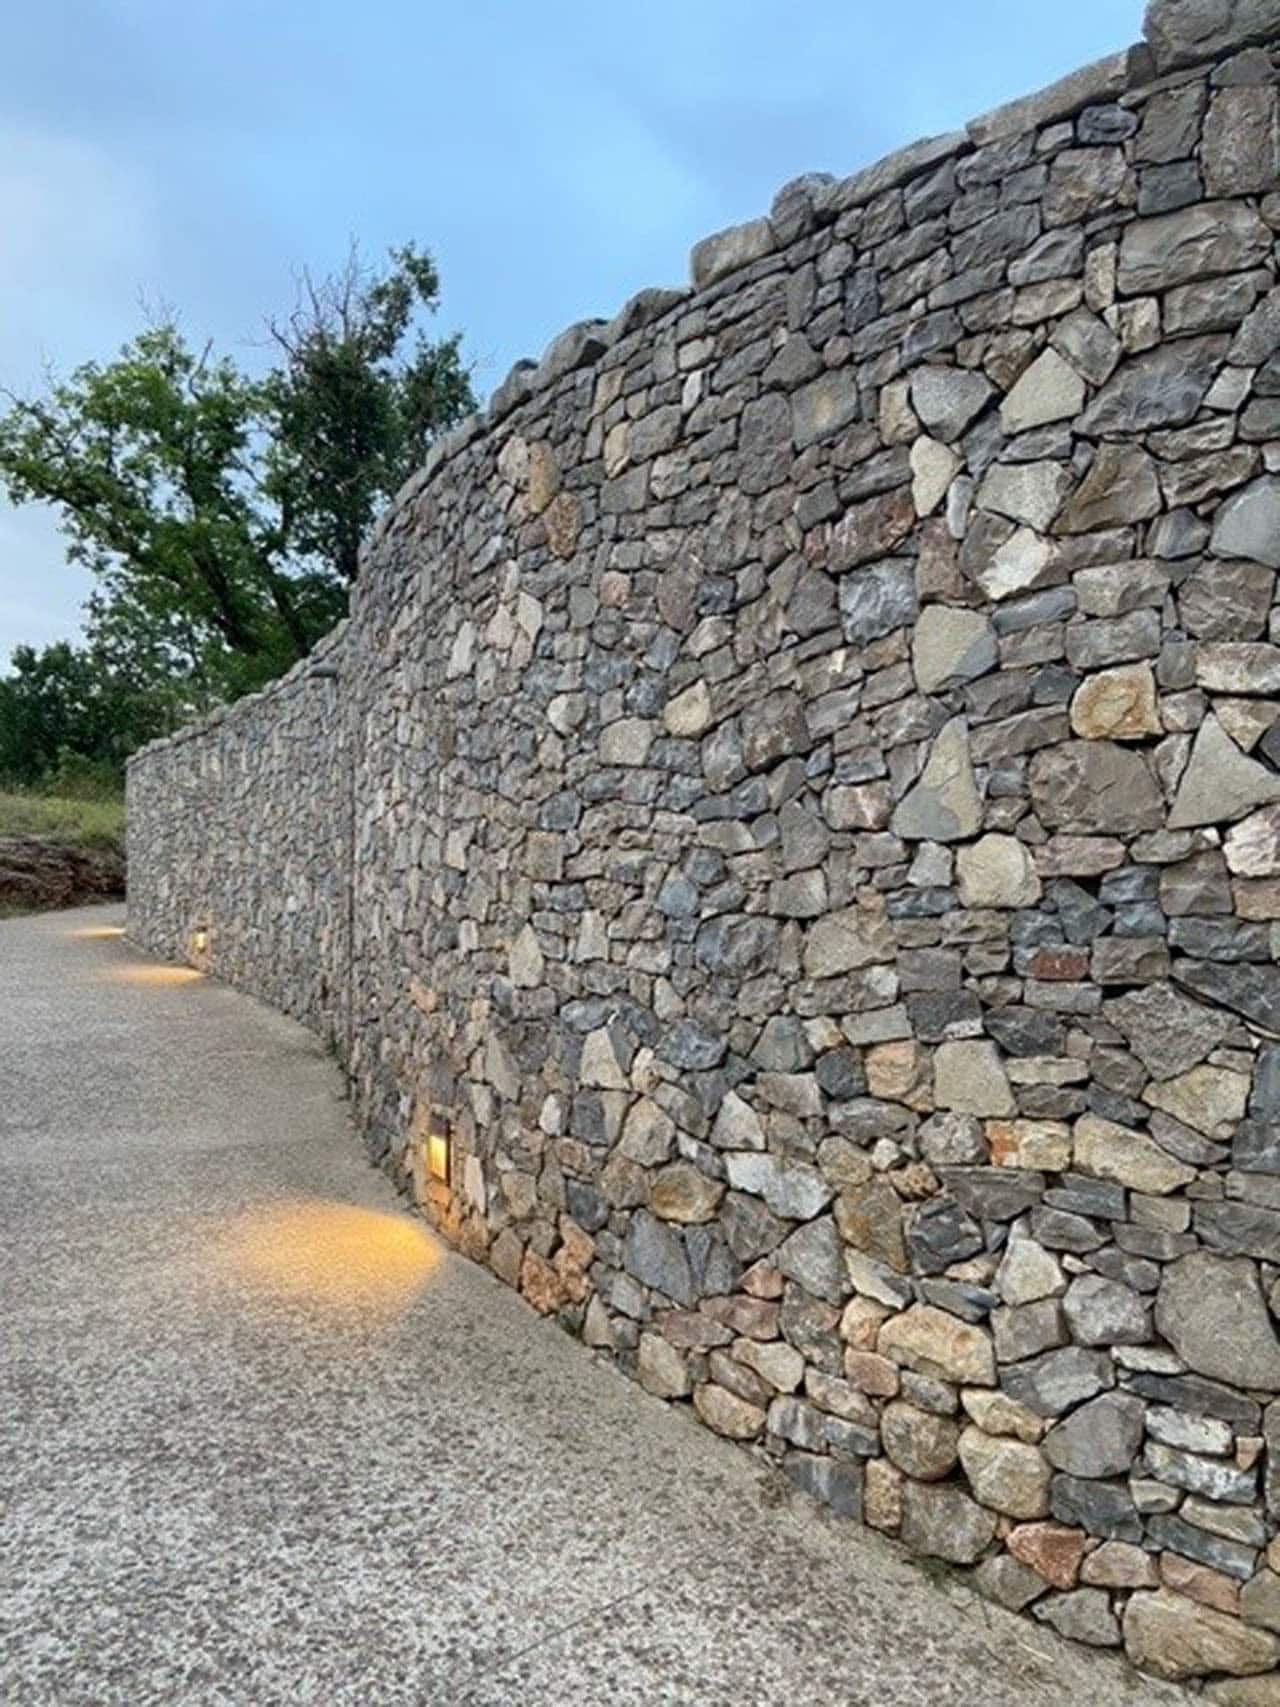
[1007,1521,1087,1589]
[1124,1589,1279,1681]
[958,1427,1051,1519]
[520,1249,567,1315]
[1070,663,1161,740]
[1144,1065,1251,1142]
[844,1349,900,1398]
[1162,1552,1243,1617]
[692,1382,765,1440]
[663,680,713,738]
[543,491,579,559]
[934,1040,1016,1118]
[1082,1542,1159,1590]
[840,1295,892,1349]
[878,1304,996,1386]
[526,440,560,513]
[865,1039,933,1108]
[649,1162,724,1224]
[835,1178,907,1272]
[637,1331,691,1399]
[1207,1678,1280,1706]
[961,1387,1045,1444]
[1074,1113,1196,1195]
[985,1119,1071,1172]
[864,1457,904,1533]
[956,833,1042,908]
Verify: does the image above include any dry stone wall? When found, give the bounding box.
[129,1,1280,1686]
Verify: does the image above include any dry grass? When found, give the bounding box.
[0,790,125,851]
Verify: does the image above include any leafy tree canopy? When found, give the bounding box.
[0,242,474,723]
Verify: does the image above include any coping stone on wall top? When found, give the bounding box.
[1144,0,1280,71]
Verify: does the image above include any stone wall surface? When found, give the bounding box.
[128,1,1280,1687]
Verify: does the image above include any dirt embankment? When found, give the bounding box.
[0,837,126,914]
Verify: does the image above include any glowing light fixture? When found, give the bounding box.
[192,925,209,955]
[427,1131,450,1183]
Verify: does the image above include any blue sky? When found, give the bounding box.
[0,0,1144,663]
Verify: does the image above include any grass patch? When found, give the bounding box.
[0,790,125,850]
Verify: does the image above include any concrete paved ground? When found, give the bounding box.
[0,905,1179,1706]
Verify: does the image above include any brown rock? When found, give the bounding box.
[1162,1552,1243,1617]
[1007,1521,1087,1589]
[1069,663,1161,740]
[649,1162,725,1224]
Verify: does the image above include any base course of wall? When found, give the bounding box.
[128,2,1280,1685]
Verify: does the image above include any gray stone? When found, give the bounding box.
[1028,742,1163,836]
[910,366,995,443]
[1226,806,1280,878]
[1155,1253,1280,1393]
[907,1198,984,1275]
[1078,336,1228,436]
[690,218,775,288]
[1213,477,1280,570]
[911,605,997,693]
[783,1450,863,1519]
[891,718,982,842]
[622,1211,695,1307]
[775,1216,847,1304]
[1169,716,1280,830]
[1001,1347,1114,1418]
[899,1479,998,1564]
[840,559,918,645]
[1203,84,1280,198]
[1174,959,1280,1033]
[1105,983,1231,1080]
[1043,1393,1145,1479]
[1001,349,1085,435]
[1032,1587,1120,1648]
[1146,1439,1257,1506]
[1062,1273,1150,1347]
[993,1300,1067,1363]
[1116,201,1273,295]
[793,371,861,450]
[1050,1474,1142,1543]
[802,900,895,978]
[1145,1515,1261,1582]
[977,460,1073,532]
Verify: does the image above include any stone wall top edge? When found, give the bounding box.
[127,619,349,769]
[135,1,1275,773]
[364,34,1178,555]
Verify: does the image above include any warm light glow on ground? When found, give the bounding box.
[215,1201,440,1319]
[67,925,127,940]
[97,964,203,986]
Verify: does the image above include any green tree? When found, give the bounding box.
[0,640,176,789]
[0,243,474,706]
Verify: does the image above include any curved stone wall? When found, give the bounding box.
[129,2,1280,1683]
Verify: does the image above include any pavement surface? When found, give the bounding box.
[0,904,1181,1706]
